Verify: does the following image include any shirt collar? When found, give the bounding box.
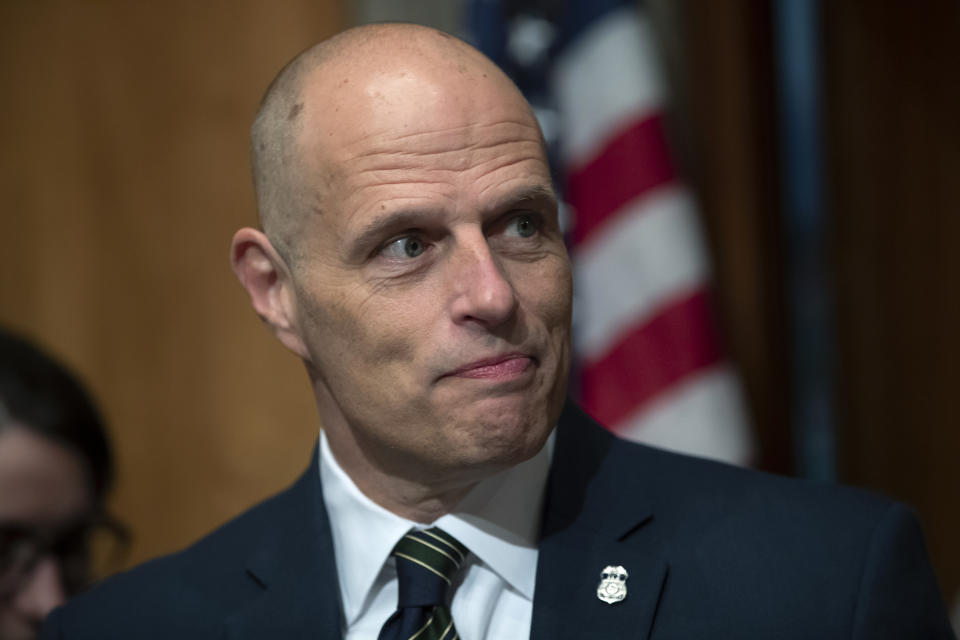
[320,430,553,626]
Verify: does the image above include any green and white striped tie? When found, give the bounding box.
[377,527,469,640]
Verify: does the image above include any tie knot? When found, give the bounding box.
[391,528,469,608]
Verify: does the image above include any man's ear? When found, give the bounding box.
[230,228,311,361]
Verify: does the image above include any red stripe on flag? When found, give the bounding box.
[567,113,676,247]
[579,288,722,428]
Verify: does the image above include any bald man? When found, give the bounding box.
[42,24,953,640]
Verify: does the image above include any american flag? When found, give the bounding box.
[470,0,753,464]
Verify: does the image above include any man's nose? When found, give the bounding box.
[11,556,67,622]
[449,236,518,327]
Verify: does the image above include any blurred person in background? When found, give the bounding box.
[0,329,124,639]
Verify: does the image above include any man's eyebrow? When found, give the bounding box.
[350,208,439,254]
[490,185,558,213]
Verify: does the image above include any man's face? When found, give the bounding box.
[287,66,572,484]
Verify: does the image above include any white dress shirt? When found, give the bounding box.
[319,430,554,640]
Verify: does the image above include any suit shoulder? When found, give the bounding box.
[549,411,951,635]
[557,405,897,531]
[604,440,952,637]
[611,434,894,526]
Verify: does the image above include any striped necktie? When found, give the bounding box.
[378,527,469,640]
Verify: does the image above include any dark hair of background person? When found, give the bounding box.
[0,331,113,506]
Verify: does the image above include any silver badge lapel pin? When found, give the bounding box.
[596,565,629,604]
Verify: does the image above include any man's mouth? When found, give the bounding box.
[444,354,535,380]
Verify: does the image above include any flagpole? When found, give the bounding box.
[774,0,835,481]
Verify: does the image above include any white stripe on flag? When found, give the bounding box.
[614,366,753,465]
[574,186,709,360]
[554,7,665,168]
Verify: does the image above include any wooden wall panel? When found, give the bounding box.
[0,1,344,569]
[824,0,960,607]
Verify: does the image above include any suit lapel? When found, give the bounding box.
[531,405,668,640]
[221,445,343,639]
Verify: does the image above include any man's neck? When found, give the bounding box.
[322,429,493,523]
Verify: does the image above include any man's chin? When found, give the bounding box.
[449,407,552,466]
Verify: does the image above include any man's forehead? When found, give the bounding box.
[294,60,544,188]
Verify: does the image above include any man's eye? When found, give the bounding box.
[380,235,426,259]
[504,214,538,238]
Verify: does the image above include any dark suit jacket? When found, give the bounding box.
[42,405,955,638]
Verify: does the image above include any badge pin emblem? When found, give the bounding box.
[596,565,629,604]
